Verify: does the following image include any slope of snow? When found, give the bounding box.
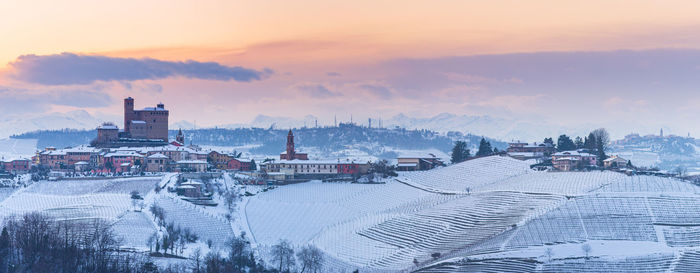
[397,156,532,193]
[112,211,158,250]
[154,195,234,249]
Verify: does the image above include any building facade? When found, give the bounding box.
[123,97,169,141]
[552,150,597,171]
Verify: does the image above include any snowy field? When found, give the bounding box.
[241,155,700,272]
[0,177,159,220]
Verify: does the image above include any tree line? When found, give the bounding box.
[0,212,335,273]
[548,128,611,166]
[451,137,501,164]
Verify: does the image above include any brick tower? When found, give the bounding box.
[286,129,296,159]
[123,97,135,133]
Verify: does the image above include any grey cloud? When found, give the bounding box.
[0,86,113,111]
[358,84,393,99]
[8,53,272,85]
[296,83,341,98]
[50,90,113,107]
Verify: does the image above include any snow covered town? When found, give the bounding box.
[2,97,699,273]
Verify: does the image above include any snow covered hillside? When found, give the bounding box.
[0,177,161,250]
[241,155,700,272]
[2,157,699,272]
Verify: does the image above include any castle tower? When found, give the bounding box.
[286,129,295,159]
[176,128,185,145]
[124,97,135,133]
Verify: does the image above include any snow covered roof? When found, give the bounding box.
[176,160,207,164]
[398,163,418,167]
[74,161,89,165]
[120,163,131,166]
[553,151,596,157]
[177,185,196,189]
[41,150,67,155]
[508,152,541,156]
[182,181,203,185]
[147,153,169,159]
[137,145,195,153]
[604,157,627,162]
[554,157,580,161]
[105,151,144,157]
[274,159,341,165]
[140,107,167,111]
[64,146,100,153]
[98,125,118,130]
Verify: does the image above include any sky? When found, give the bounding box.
[2,1,700,140]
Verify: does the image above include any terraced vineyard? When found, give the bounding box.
[242,155,700,272]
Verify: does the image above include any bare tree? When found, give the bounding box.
[271,239,296,273]
[191,247,203,273]
[582,243,592,259]
[146,232,158,252]
[226,233,251,273]
[223,190,240,211]
[297,245,324,273]
[545,247,554,262]
[591,128,610,152]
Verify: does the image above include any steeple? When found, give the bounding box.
[176,128,185,145]
[286,129,295,159]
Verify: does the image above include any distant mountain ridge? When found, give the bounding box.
[0,110,119,139]
[2,110,663,142]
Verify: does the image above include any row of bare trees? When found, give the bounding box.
[0,213,148,273]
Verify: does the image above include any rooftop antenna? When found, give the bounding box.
[334,115,337,127]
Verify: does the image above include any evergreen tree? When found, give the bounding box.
[450,141,470,163]
[476,138,493,157]
[0,227,8,271]
[574,136,584,149]
[250,159,257,171]
[544,137,554,146]
[556,135,577,151]
[596,139,607,166]
[591,128,610,166]
[584,133,597,150]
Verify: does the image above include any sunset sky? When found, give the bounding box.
[2,1,700,139]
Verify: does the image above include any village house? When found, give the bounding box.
[1,158,32,174]
[396,155,444,171]
[604,156,629,168]
[552,150,597,171]
[146,153,170,172]
[227,158,254,171]
[176,180,204,197]
[176,160,208,172]
[262,159,369,179]
[104,151,144,172]
[208,151,236,169]
[506,141,555,160]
